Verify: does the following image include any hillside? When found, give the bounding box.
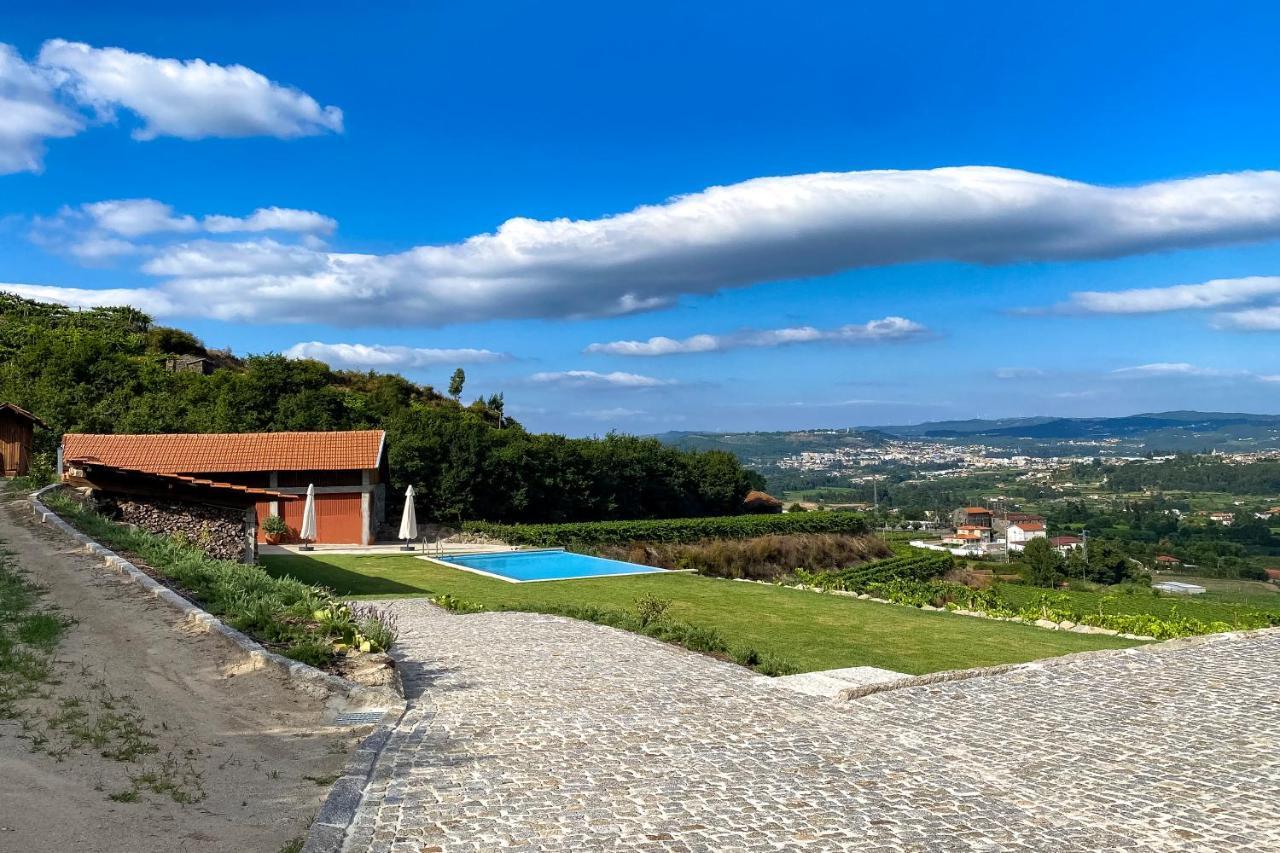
[654,428,887,467]
[873,411,1280,451]
[0,292,762,523]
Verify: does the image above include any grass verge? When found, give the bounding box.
[41,490,396,667]
[261,553,1140,675]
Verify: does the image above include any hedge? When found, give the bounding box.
[461,511,869,546]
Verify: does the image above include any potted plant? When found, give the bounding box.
[262,514,289,545]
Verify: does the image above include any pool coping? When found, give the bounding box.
[420,548,678,584]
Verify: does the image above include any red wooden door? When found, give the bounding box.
[256,493,364,544]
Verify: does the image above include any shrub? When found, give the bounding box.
[462,511,869,547]
[261,515,289,536]
[632,594,672,626]
[596,534,891,580]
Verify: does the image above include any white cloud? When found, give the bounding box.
[204,207,336,235]
[29,200,337,266]
[37,39,342,140]
[585,316,927,356]
[529,370,675,388]
[1213,305,1280,331]
[83,198,198,237]
[995,367,1047,379]
[575,407,649,420]
[0,44,82,174]
[1110,363,1244,379]
[0,40,341,174]
[22,167,1280,325]
[68,235,140,263]
[1056,276,1280,315]
[284,341,508,369]
[0,283,175,315]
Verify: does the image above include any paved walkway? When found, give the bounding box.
[343,603,1280,852]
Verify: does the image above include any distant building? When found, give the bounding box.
[1154,554,1182,568]
[951,506,993,528]
[1049,535,1083,555]
[1207,511,1235,526]
[1006,520,1047,547]
[943,524,993,546]
[164,354,215,374]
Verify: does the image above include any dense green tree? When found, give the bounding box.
[1022,537,1063,587]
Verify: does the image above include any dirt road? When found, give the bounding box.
[0,492,358,853]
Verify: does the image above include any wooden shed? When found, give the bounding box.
[0,403,47,478]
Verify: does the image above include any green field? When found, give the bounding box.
[994,578,1280,625]
[262,554,1137,675]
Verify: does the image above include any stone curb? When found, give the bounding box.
[302,706,408,853]
[834,623,1280,702]
[27,484,405,709]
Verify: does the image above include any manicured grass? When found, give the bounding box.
[994,580,1280,625]
[261,553,1138,675]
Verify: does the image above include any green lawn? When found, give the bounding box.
[994,579,1280,624]
[261,553,1138,675]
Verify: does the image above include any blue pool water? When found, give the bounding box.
[435,549,667,582]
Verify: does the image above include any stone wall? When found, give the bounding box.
[96,493,251,562]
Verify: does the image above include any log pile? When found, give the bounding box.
[98,494,247,562]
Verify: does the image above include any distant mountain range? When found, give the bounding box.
[874,411,1280,443]
[656,411,1280,462]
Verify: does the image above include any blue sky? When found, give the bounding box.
[5,2,1280,434]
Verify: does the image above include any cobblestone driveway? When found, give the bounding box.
[344,603,1280,852]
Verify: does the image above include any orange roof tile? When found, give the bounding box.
[1011,521,1045,531]
[63,431,385,474]
[961,506,992,514]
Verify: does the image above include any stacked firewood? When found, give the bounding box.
[101,494,246,562]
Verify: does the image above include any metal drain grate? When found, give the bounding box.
[334,710,388,726]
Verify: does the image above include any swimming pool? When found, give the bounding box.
[429,549,668,583]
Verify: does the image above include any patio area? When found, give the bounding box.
[336,600,1280,851]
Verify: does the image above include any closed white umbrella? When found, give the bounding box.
[399,485,418,551]
[299,483,317,551]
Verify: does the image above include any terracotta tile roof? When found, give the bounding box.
[1011,521,1045,531]
[0,402,48,428]
[62,431,385,474]
[1050,535,1082,545]
[961,507,992,514]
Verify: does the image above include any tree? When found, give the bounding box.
[1023,537,1063,588]
[448,368,466,400]
[1085,540,1134,586]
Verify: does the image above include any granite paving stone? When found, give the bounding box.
[341,603,1280,852]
